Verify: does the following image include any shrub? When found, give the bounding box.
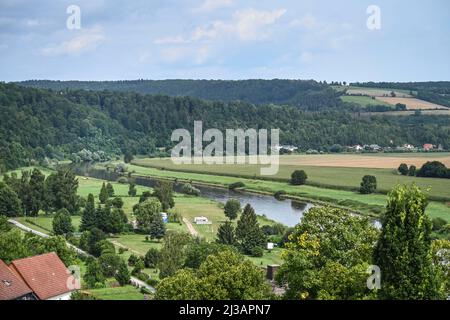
[144,248,160,268]
[398,163,408,176]
[116,177,129,184]
[181,183,200,196]
[229,182,245,190]
[360,175,377,194]
[291,170,307,185]
[432,217,447,231]
[274,190,286,199]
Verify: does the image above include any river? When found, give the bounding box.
[71,164,312,227]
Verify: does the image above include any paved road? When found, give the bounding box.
[8,219,155,294]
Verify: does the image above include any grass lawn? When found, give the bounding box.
[15,214,81,234]
[173,195,279,241]
[246,247,284,267]
[87,285,146,300]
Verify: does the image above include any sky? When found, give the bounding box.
[0,0,449,82]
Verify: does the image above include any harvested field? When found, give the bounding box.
[375,97,449,110]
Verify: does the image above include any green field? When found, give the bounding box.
[341,95,392,107]
[87,285,146,300]
[130,158,450,200]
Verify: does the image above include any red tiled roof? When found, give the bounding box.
[0,259,33,300]
[10,252,75,300]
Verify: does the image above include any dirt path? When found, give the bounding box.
[182,217,199,237]
[109,239,142,255]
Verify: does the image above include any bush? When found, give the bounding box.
[229,182,245,190]
[181,183,200,196]
[360,175,377,194]
[116,177,129,184]
[118,247,128,254]
[128,254,139,266]
[144,248,160,268]
[291,170,307,185]
[250,246,264,257]
[432,217,447,231]
[274,190,286,199]
[398,163,408,176]
[417,161,449,179]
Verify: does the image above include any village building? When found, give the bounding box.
[0,252,78,300]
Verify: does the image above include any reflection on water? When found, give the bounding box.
[186,185,312,227]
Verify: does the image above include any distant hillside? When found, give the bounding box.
[350,81,450,107]
[17,79,342,111]
[1,83,449,171]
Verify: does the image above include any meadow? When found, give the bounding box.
[131,154,450,200]
[341,95,391,107]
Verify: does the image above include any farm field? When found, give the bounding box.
[119,163,450,222]
[341,95,391,107]
[332,85,413,97]
[375,97,449,110]
[365,110,450,116]
[87,285,146,300]
[131,155,450,199]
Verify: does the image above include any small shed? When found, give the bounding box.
[194,216,211,225]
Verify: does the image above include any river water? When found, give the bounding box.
[71,164,312,227]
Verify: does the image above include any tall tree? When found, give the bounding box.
[106,183,115,197]
[0,182,22,217]
[158,232,192,279]
[224,199,241,221]
[44,170,79,213]
[134,198,162,232]
[115,260,131,286]
[153,181,175,211]
[360,175,377,194]
[235,204,266,256]
[373,184,445,299]
[398,163,409,176]
[28,168,45,216]
[216,221,236,245]
[99,182,109,204]
[128,183,137,197]
[149,213,166,241]
[84,258,105,289]
[80,193,96,232]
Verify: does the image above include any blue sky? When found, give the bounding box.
[0,0,449,82]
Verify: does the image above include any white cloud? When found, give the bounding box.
[194,0,234,12]
[155,8,286,44]
[41,26,105,56]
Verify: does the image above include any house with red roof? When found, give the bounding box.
[0,252,79,300]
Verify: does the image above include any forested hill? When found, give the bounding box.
[1,82,449,171]
[17,79,342,110]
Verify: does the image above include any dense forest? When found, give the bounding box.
[1,82,449,171]
[18,79,343,110]
[351,81,450,107]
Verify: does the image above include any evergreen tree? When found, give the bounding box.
[224,199,241,221]
[373,184,445,299]
[28,169,45,216]
[80,193,96,232]
[144,248,160,268]
[106,208,128,234]
[235,204,266,256]
[52,208,74,235]
[149,213,166,241]
[128,183,137,197]
[115,260,131,286]
[99,182,109,204]
[106,183,115,197]
[44,170,79,213]
[216,221,236,245]
[0,182,22,217]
